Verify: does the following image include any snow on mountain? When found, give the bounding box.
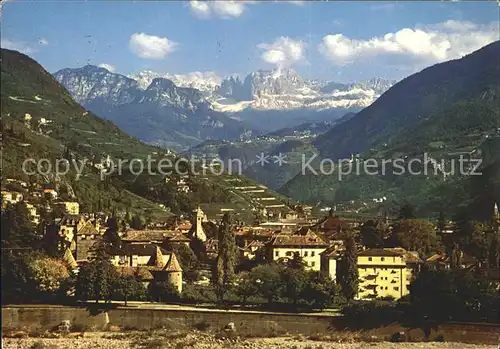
[211,68,394,112]
[55,64,395,123]
[129,70,222,93]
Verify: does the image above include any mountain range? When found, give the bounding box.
[55,66,394,149]
[280,41,500,219]
[1,48,294,222]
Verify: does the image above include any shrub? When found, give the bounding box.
[148,281,180,302]
[193,320,210,331]
[434,334,445,342]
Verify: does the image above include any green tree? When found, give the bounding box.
[437,211,447,233]
[112,275,146,305]
[301,272,340,310]
[360,219,384,248]
[1,202,38,248]
[287,252,306,271]
[103,217,121,247]
[399,203,416,220]
[234,271,258,306]
[214,213,236,302]
[393,219,438,256]
[130,215,145,230]
[147,280,180,303]
[75,250,119,303]
[340,232,358,301]
[249,264,283,306]
[30,257,70,295]
[1,251,37,303]
[168,243,200,282]
[280,267,307,308]
[488,233,500,268]
[467,222,490,262]
[409,269,499,323]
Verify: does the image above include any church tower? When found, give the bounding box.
[194,206,207,242]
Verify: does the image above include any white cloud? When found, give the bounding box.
[319,20,499,69]
[189,1,249,19]
[258,36,306,68]
[38,38,49,46]
[129,33,178,60]
[287,1,306,6]
[1,38,37,55]
[98,63,116,72]
[369,3,397,11]
[189,1,211,18]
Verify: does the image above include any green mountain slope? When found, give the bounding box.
[1,48,293,221]
[1,48,170,217]
[280,42,500,218]
[314,41,500,160]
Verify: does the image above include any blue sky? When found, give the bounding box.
[2,1,499,82]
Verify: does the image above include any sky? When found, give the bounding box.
[1,1,499,83]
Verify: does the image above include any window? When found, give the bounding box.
[368,257,372,261]
[394,287,399,291]
[275,251,279,257]
[304,251,308,257]
[118,256,127,265]
[311,251,315,257]
[286,251,292,256]
[381,257,385,261]
[311,262,316,267]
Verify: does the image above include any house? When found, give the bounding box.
[164,232,191,247]
[268,230,328,271]
[356,248,421,300]
[121,230,172,245]
[55,214,87,244]
[43,188,58,199]
[176,221,193,234]
[1,191,24,206]
[240,240,266,260]
[425,251,476,270]
[107,244,171,268]
[116,266,155,288]
[53,201,80,215]
[25,203,40,225]
[320,242,344,281]
[312,211,359,241]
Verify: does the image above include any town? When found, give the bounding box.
[2,175,499,320]
[2,1,500,347]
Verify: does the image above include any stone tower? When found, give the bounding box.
[147,246,165,268]
[194,206,207,242]
[164,252,183,294]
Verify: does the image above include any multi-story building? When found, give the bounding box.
[25,203,40,225]
[268,230,328,271]
[1,191,24,206]
[53,201,80,215]
[356,249,421,300]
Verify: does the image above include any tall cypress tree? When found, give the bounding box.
[214,213,236,302]
[341,232,359,301]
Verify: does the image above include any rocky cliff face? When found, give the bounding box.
[54,66,254,150]
[211,68,395,112]
[54,65,142,105]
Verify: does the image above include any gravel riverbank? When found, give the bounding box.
[2,332,498,349]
